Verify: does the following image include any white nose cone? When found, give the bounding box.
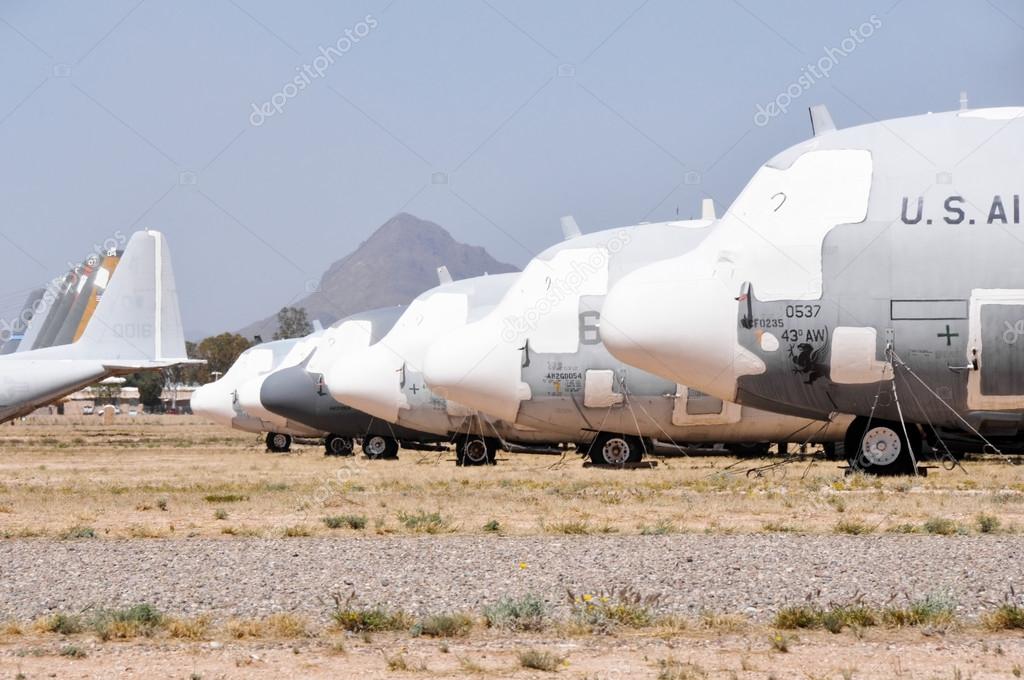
[235,375,286,427]
[422,321,529,424]
[325,344,405,423]
[602,257,764,403]
[191,381,237,428]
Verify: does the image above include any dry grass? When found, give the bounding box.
[0,415,1021,538]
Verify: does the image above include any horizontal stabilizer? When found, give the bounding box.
[103,358,205,372]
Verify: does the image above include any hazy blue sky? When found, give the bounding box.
[0,0,1021,338]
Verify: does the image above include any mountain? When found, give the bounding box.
[238,213,518,339]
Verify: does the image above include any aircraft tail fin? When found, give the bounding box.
[437,266,453,285]
[77,230,189,363]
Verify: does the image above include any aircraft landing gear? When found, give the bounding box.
[266,432,291,453]
[729,442,771,457]
[588,433,644,466]
[846,417,920,475]
[456,436,497,466]
[362,435,399,460]
[324,434,354,457]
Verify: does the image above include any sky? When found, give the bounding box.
[0,0,1021,339]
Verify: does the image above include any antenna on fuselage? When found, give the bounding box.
[560,216,582,240]
[809,104,836,137]
[701,198,716,221]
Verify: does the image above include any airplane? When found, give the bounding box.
[0,230,192,423]
[601,103,1024,474]
[190,334,327,452]
[420,214,849,465]
[322,268,571,465]
[193,307,442,457]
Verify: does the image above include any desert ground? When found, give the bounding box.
[0,415,1023,678]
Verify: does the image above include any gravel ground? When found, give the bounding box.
[1,535,1021,623]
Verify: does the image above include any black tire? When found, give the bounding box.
[362,435,399,460]
[324,434,353,457]
[822,442,846,460]
[456,437,497,466]
[266,432,291,453]
[730,442,771,457]
[845,417,919,475]
[589,433,644,466]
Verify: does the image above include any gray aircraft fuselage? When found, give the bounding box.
[258,307,442,444]
[603,107,1024,439]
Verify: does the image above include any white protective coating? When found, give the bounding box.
[967,289,1024,410]
[503,247,609,353]
[424,247,609,424]
[236,330,325,426]
[959,107,1024,121]
[670,385,742,426]
[829,327,893,384]
[192,338,321,437]
[726,149,872,301]
[306,319,373,375]
[602,149,872,402]
[759,331,780,352]
[582,369,623,408]
[326,292,470,427]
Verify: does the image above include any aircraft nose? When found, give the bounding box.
[191,381,237,427]
[261,365,319,421]
[602,257,763,403]
[422,320,529,424]
[325,344,404,423]
[235,375,285,426]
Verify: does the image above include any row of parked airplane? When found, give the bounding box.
[5,103,1019,476]
[192,103,1024,475]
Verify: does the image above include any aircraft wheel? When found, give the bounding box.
[456,436,497,466]
[730,442,771,457]
[589,433,643,466]
[266,432,291,453]
[846,418,918,475]
[362,435,399,460]
[324,434,353,457]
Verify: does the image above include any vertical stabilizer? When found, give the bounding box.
[77,230,188,362]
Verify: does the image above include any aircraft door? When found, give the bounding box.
[967,290,1024,410]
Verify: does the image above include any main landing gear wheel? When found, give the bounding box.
[324,434,354,457]
[362,435,399,460]
[589,433,644,466]
[456,437,497,466]
[846,417,919,475]
[266,432,292,453]
[730,442,771,458]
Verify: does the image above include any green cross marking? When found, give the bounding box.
[937,325,959,346]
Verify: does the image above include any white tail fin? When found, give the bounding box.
[437,266,453,285]
[77,230,188,363]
